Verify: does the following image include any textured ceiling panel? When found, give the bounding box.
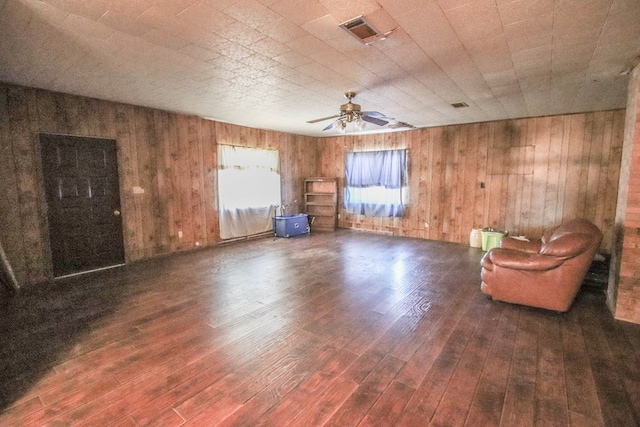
[0,0,638,137]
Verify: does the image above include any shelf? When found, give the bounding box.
[304,178,337,232]
[305,202,335,207]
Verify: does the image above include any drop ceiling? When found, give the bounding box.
[1,0,639,137]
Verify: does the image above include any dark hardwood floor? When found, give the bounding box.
[1,230,639,426]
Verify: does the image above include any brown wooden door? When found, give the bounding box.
[40,134,125,277]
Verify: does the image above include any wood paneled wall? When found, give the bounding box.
[0,81,625,288]
[0,83,317,286]
[318,111,625,252]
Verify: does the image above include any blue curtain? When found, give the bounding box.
[344,149,408,217]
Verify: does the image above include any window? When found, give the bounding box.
[344,149,408,217]
[218,145,281,239]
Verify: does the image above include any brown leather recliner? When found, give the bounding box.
[480,219,603,312]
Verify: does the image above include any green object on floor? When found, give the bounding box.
[481,229,506,251]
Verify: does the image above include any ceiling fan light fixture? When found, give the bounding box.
[309,91,411,133]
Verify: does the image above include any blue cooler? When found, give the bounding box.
[273,214,310,237]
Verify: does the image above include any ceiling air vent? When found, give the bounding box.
[340,16,385,45]
[451,102,469,108]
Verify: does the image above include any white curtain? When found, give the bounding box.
[218,145,281,239]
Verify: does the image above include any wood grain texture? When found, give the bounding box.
[0,83,318,286]
[1,230,638,426]
[0,82,623,287]
[318,112,624,252]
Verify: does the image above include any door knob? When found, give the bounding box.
[113,210,121,216]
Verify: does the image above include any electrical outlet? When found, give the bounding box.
[178,231,183,238]
[425,222,429,227]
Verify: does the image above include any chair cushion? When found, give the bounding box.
[488,248,565,271]
[539,233,593,257]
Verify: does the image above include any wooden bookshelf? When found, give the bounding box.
[304,178,337,232]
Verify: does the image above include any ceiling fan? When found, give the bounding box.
[307,91,396,132]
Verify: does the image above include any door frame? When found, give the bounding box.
[38,133,127,279]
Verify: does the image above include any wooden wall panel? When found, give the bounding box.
[201,119,218,244]
[113,103,139,257]
[0,86,29,287]
[0,80,624,287]
[318,110,624,252]
[7,86,50,285]
[0,83,318,286]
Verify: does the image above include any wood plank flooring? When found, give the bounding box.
[1,230,639,426]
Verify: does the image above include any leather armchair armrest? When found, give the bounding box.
[500,237,542,253]
[489,248,565,271]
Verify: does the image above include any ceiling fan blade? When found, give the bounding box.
[322,122,335,131]
[307,114,340,124]
[361,115,388,126]
[361,111,389,118]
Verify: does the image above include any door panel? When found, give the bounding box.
[40,134,125,277]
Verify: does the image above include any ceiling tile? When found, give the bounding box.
[178,28,229,52]
[362,8,398,35]
[512,46,552,78]
[179,43,222,62]
[99,10,151,37]
[466,34,513,76]
[202,0,246,11]
[62,13,115,40]
[177,3,236,33]
[42,0,109,21]
[218,40,255,60]
[248,36,291,57]
[504,13,553,53]
[218,21,266,47]
[257,17,308,43]
[301,14,343,42]
[375,0,425,17]
[396,2,462,57]
[138,6,191,35]
[555,48,595,76]
[224,0,282,28]
[437,0,478,12]
[106,0,154,17]
[286,34,335,57]
[497,0,553,25]
[444,0,503,44]
[377,39,428,75]
[269,0,330,26]
[142,29,190,50]
[1,0,638,136]
[153,0,198,16]
[272,50,313,68]
[319,0,380,23]
[598,2,640,47]
[323,58,378,86]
